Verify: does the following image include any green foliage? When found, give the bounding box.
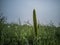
[0,13,6,45]
[0,22,60,45]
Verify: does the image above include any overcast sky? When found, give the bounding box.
[0,0,60,26]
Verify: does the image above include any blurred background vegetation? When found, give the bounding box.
[0,9,60,45]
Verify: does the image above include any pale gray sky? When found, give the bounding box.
[0,0,60,26]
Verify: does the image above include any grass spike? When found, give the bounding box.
[33,9,38,36]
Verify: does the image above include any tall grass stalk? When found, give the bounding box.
[33,9,38,45]
[33,9,38,37]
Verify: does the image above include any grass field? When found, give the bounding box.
[0,9,60,45]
